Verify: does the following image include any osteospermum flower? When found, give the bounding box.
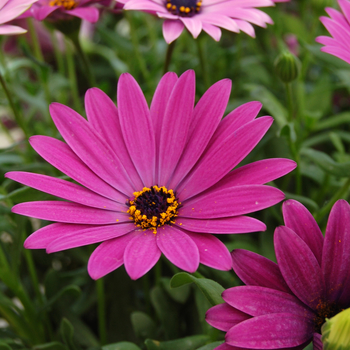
[25,0,104,22]
[7,70,296,280]
[0,0,38,35]
[120,0,288,43]
[206,199,350,350]
[316,0,350,65]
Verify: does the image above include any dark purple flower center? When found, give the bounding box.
[127,186,180,233]
[314,301,343,333]
[165,0,202,17]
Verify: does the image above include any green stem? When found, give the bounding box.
[96,278,107,345]
[315,177,350,221]
[196,37,210,89]
[70,34,96,87]
[163,40,176,74]
[289,141,302,195]
[65,39,83,114]
[285,82,294,122]
[0,71,29,138]
[125,12,151,83]
[26,18,51,107]
[50,28,66,77]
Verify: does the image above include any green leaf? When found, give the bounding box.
[313,112,350,132]
[279,123,297,143]
[60,319,79,350]
[170,273,224,306]
[130,312,157,340]
[42,285,81,311]
[161,278,191,304]
[301,148,350,177]
[196,342,224,350]
[244,84,288,128]
[102,342,142,350]
[144,335,209,350]
[33,342,67,350]
[0,342,12,350]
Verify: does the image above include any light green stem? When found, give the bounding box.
[196,38,210,89]
[50,28,66,77]
[163,40,176,74]
[96,278,107,345]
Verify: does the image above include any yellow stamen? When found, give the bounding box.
[49,0,77,9]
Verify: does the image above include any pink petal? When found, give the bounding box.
[12,201,130,224]
[338,0,350,24]
[162,19,184,43]
[124,231,161,280]
[196,13,239,33]
[202,22,221,41]
[29,136,127,203]
[88,232,138,279]
[124,0,164,11]
[322,199,350,302]
[180,185,285,219]
[168,78,231,189]
[158,70,195,186]
[156,225,199,272]
[46,223,136,253]
[49,103,135,196]
[34,5,58,20]
[313,333,323,350]
[235,19,255,37]
[206,303,251,332]
[6,171,124,211]
[320,45,350,65]
[175,216,266,234]
[282,200,324,265]
[226,313,314,349]
[66,7,99,22]
[185,231,232,270]
[84,88,143,190]
[223,286,314,319]
[177,116,272,200]
[117,73,156,187]
[275,226,325,310]
[0,24,26,34]
[231,249,291,293]
[180,17,202,38]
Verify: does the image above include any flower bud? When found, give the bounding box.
[274,51,301,83]
[321,308,350,350]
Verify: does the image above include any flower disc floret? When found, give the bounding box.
[127,186,179,233]
[165,0,201,17]
[49,0,77,10]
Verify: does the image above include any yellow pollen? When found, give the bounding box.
[185,7,190,12]
[49,0,77,9]
[172,5,176,10]
[180,6,185,11]
[127,186,179,234]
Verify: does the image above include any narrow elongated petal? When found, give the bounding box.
[66,7,99,22]
[168,79,231,189]
[88,232,138,279]
[231,249,291,293]
[202,22,221,41]
[46,223,135,253]
[206,304,251,332]
[223,286,314,319]
[162,19,184,43]
[177,117,273,200]
[50,103,135,195]
[282,200,324,265]
[180,17,202,38]
[13,201,129,224]
[185,231,231,270]
[322,199,350,302]
[180,185,284,219]
[226,313,314,349]
[275,226,325,310]
[175,216,266,234]
[85,88,143,190]
[158,70,195,186]
[313,334,323,350]
[29,136,127,203]
[124,231,161,280]
[156,225,199,272]
[6,172,124,211]
[0,24,26,34]
[117,73,156,187]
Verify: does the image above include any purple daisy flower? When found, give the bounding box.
[7,70,295,280]
[120,0,289,43]
[316,0,350,65]
[24,0,104,23]
[206,199,350,350]
[0,0,38,35]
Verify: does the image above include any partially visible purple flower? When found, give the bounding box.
[0,0,37,35]
[316,0,350,65]
[24,0,105,23]
[7,71,295,280]
[120,0,289,44]
[206,199,350,350]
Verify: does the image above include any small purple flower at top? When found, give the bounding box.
[0,0,38,35]
[316,0,350,65]
[206,199,350,350]
[119,0,289,44]
[6,70,296,280]
[25,0,105,23]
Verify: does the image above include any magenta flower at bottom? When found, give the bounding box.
[6,70,295,280]
[206,199,350,350]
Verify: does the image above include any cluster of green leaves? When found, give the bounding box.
[0,0,349,349]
